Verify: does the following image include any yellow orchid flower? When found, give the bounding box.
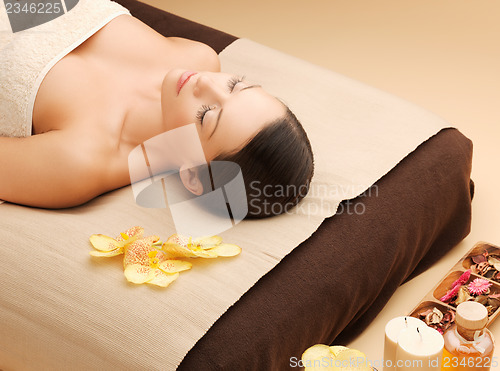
[161,234,241,259]
[89,228,240,288]
[123,235,192,287]
[89,226,144,257]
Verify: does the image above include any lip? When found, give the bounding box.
[177,71,198,95]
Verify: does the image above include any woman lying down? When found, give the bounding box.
[0,0,313,217]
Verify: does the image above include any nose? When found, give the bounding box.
[194,74,229,102]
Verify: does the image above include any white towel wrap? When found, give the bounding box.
[0,0,130,137]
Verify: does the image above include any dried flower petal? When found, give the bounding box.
[477,262,490,275]
[443,310,455,325]
[451,270,471,288]
[488,256,500,271]
[455,286,473,305]
[418,308,433,318]
[475,295,489,305]
[440,283,461,303]
[484,269,496,279]
[488,297,500,311]
[425,308,444,325]
[468,278,492,295]
[472,253,488,264]
[486,305,496,316]
[418,307,456,334]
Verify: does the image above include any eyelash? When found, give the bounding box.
[196,76,245,124]
[196,105,213,124]
[227,76,245,92]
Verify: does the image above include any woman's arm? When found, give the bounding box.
[0,130,112,208]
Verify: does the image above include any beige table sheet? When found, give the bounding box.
[0,39,448,370]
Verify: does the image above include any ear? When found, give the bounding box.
[179,164,204,196]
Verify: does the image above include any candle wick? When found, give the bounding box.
[405,317,408,327]
[417,327,423,341]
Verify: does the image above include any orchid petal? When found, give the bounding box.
[89,249,122,257]
[123,236,160,267]
[89,234,123,252]
[90,227,144,253]
[192,250,218,258]
[194,235,223,249]
[148,271,179,287]
[161,242,198,258]
[124,264,155,284]
[209,243,241,257]
[166,234,189,246]
[117,226,144,241]
[159,260,192,273]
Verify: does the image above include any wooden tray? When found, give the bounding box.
[409,242,500,328]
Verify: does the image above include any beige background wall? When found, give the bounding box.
[142,0,500,365]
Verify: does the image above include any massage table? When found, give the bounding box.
[0,1,473,369]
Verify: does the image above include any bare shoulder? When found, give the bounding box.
[80,15,221,72]
[166,37,221,72]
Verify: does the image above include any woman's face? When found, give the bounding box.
[161,70,285,161]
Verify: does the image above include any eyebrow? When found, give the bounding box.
[208,84,262,139]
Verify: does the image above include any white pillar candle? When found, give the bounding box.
[384,316,426,370]
[395,325,444,371]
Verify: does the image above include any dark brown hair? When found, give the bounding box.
[207,106,314,218]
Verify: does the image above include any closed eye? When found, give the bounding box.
[227,76,245,92]
[196,104,214,124]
